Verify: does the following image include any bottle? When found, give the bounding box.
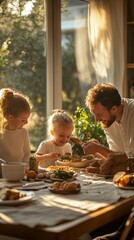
[29,153,38,173]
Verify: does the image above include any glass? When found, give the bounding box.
[126,149,134,173]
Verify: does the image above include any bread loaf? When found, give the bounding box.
[86,153,128,175]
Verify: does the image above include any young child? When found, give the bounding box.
[35,109,74,168]
[0,88,32,174]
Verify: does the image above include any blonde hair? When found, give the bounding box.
[0,88,32,133]
[47,109,74,138]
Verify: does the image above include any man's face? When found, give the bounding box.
[90,103,117,128]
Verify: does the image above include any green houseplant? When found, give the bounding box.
[71,107,108,155]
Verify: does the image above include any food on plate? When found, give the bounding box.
[113,172,134,187]
[60,153,94,163]
[82,154,95,161]
[57,154,95,169]
[26,170,37,179]
[43,170,75,181]
[86,153,128,176]
[60,153,80,162]
[0,188,26,200]
[26,167,76,182]
[50,181,80,192]
[113,171,126,183]
[46,165,74,171]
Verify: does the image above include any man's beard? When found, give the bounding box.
[102,114,116,128]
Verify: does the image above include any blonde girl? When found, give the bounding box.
[0,88,32,168]
[36,109,74,168]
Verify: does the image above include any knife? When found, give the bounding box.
[22,181,45,188]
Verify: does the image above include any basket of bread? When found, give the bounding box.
[49,181,81,194]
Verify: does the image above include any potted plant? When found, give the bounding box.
[71,106,108,155]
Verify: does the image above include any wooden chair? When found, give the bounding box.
[120,206,134,240]
[92,207,134,240]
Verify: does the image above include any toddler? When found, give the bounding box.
[36,109,74,168]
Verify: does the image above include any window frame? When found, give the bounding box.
[46,0,62,117]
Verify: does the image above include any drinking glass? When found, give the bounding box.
[125,149,134,173]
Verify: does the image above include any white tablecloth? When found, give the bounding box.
[0,173,134,228]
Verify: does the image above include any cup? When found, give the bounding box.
[125,150,134,173]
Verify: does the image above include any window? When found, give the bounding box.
[61,0,94,112]
[0,0,46,151]
[0,0,92,150]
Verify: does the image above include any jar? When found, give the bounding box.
[29,156,38,173]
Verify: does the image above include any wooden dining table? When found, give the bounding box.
[0,171,134,240]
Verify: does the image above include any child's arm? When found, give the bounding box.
[35,152,60,164]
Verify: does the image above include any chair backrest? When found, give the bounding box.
[120,206,134,240]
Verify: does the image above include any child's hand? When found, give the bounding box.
[48,152,60,160]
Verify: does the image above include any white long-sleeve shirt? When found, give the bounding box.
[0,128,30,163]
[104,98,134,153]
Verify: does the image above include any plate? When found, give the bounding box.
[49,186,81,194]
[114,183,134,190]
[56,159,92,168]
[0,191,35,205]
[86,172,113,179]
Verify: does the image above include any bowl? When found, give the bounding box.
[1,162,26,182]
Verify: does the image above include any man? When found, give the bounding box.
[83,83,134,157]
[84,83,134,239]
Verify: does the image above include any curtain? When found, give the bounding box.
[88,0,124,95]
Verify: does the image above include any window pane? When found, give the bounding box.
[0,0,46,151]
[61,0,94,113]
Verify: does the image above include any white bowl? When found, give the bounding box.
[1,162,26,182]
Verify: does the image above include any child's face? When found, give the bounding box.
[53,126,73,146]
[7,111,30,130]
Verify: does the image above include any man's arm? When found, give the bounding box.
[82,141,113,158]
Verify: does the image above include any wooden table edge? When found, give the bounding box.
[0,196,134,240]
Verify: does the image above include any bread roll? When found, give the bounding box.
[0,188,24,200]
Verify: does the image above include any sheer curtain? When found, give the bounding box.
[88,0,124,95]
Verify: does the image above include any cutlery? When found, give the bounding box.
[22,181,45,188]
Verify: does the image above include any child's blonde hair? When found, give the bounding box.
[0,88,32,133]
[47,109,74,138]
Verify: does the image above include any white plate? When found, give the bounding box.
[114,183,134,190]
[86,172,113,178]
[0,191,35,205]
[56,159,92,168]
